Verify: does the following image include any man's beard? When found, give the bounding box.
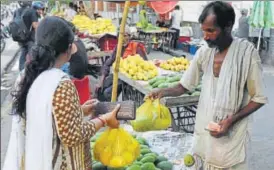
[206,40,218,48]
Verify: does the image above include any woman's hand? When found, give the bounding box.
[101,104,121,129]
[82,99,99,116]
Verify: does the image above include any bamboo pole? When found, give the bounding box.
[111,0,131,102]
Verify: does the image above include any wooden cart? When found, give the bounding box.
[136,29,177,54]
[118,72,199,134]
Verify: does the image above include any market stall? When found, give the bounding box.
[90,125,194,170]
[114,55,201,133]
[135,2,179,53]
[70,15,119,77]
[83,1,198,170]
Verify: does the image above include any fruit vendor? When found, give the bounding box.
[78,1,87,15]
[147,1,267,170]
[156,14,169,28]
[96,26,148,101]
[170,5,183,49]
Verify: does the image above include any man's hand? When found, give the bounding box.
[210,115,233,138]
[82,99,99,116]
[145,89,163,100]
[145,84,186,101]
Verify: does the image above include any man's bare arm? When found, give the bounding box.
[147,82,190,100]
[161,84,187,97]
[232,101,264,124]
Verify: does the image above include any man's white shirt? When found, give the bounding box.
[171,10,183,29]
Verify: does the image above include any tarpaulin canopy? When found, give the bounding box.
[249,1,274,28]
[148,1,178,14]
[107,1,139,7]
[249,1,274,49]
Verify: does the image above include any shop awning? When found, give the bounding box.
[148,1,178,14]
[107,1,139,7]
[249,1,274,28]
[108,1,178,13]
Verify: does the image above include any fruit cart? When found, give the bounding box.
[136,29,177,54]
[91,125,194,170]
[113,55,199,133]
[118,71,199,134]
[86,33,117,64]
[79,33,118,78]
[137,29,165,53]
[161,29,177,53]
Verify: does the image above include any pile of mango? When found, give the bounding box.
[118,55,158,81]
[160,57,190,72]
[182,84,202,97]
[149,74,202,96]
[72,15,116,35]
[91,134,173,170]
[148,74,181,89]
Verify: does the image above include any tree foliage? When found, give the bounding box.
[1,0,10,5]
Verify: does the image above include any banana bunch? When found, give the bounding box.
[72,15,116,35]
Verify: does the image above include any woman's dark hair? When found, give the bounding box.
[12,16,74,118]
[175,5,180,10]
[198,1,235,30]
[60,17,76,33]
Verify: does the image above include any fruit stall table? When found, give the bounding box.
[86,51,113,78]
[137,29,176,53]
[118,70,199,134]
[81,33,117,77]
[138,29,165,54]
[88,51,113,65]
[91,125,195,170]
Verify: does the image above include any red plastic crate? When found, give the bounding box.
[178,36,191,43]
[72,76,91,105]
[99,38,118,51]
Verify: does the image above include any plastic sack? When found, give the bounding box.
[131,99,172,132]
[93,128,140,168]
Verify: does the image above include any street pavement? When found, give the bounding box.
[1,38,19,74]
[1,52,20,169]
[1,16,20,77]
[1,48,274,169]
[1,16,20,104]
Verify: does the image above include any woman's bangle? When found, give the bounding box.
[97,116,107,126]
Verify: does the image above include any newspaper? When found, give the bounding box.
[122,125,195,170]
